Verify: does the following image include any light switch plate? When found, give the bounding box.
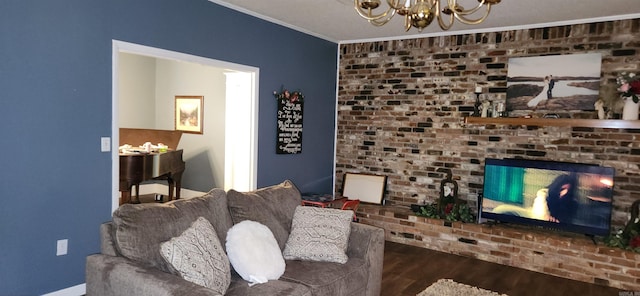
[101,137,111,152]
[56,239,68,256]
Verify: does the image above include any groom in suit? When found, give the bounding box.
[547,75,555,99]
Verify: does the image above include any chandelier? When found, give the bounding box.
[354,0,501,32]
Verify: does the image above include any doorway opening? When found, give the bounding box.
[111,40,259,212]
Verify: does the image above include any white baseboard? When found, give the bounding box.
[41,283,85,296]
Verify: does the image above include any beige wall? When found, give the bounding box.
[118,53,156,128]
[118,53,226,191]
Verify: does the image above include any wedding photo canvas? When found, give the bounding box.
[506,53,602,111]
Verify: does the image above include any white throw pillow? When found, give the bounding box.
[283,206,353,264]
[160,217,231,294]
[225,220,285,286]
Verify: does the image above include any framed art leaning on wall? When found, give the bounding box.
[341,173,387,204]
[175,95,203,134]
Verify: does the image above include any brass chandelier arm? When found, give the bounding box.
[449,0,493,25]
[446,0,484,16]
[370,14,396,26]
[435,1,456,30]
[354,0,400,26]
[364,10,396,27]
[453,5,492,25]
[438,2,492,29]
[403,14,412,31]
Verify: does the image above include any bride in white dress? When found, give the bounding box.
[527,76,550,108]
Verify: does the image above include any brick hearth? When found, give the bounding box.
[356,204,640,290]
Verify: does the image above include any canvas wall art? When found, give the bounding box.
[506,53,602,111]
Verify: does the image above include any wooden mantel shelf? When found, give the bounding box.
[464,117,640,129]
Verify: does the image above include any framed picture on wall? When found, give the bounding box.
[175,95,204,134]
[506,53,602,111]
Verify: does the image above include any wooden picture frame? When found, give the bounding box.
[341,173,387,204]
[175,96,203,134]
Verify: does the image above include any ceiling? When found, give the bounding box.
[209,0,640,43]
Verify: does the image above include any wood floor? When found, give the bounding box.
[381,241,624,296]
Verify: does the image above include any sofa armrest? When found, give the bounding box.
[346,223,384,296]
[86,254,221,296]
[100,222,118,256]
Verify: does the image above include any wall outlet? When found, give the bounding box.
[56,239,68,256]
[101,137,111,152]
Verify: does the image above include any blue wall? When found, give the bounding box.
[0,0,337,294]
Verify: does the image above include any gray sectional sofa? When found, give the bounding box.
[85,180,385,296]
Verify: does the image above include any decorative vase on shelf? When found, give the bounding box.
[622,97,640,120]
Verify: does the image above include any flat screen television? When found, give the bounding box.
[480,158,615,237]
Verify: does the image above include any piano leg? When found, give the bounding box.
[174,171,183,200]
[167,175,175,201]
[119,186,140,204]
[120,191,132,205]
[175,181,181,200]
[132,183,141,204]
[164,172,183,201]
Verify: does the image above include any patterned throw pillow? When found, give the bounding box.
[283,206,353,264]
[160,217,231,294]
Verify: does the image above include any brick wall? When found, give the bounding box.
[337,19,640,289]
[357,205,640,290]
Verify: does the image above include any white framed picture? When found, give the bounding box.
[341,173,387,204]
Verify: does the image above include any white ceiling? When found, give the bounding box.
[209,0,640,43]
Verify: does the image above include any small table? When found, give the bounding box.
[301,194,347,208]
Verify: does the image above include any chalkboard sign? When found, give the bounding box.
[276,99,303,154]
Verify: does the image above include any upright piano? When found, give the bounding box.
[119,128,185,205]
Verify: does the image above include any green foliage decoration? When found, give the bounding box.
[416,202,475,223]
[605,200,640,253]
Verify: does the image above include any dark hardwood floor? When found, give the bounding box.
[381,241,624,296]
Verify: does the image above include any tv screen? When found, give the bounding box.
[480,158,614,237]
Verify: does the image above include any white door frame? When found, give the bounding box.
[111,40,259,212]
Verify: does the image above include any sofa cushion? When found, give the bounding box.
[225,220,285,285]
[160,217,231,294]
[227,274,312,296]
[283,206,353,264]
[112,188,233,273]
[227,180,302,249]
[281,258,368,296]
